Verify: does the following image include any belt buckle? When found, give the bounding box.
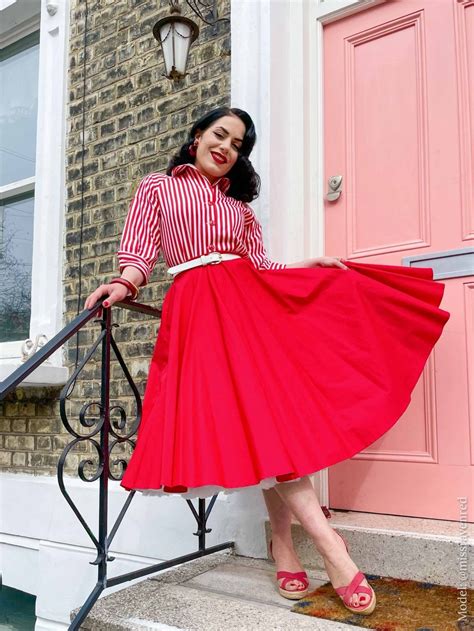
[201,253,222,266]
[210,252,223,265]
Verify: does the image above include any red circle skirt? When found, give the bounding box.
[120,257,450,499]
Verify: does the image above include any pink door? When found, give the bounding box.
[324,0,474,521]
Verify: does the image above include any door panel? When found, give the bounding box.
[324,0,473,521]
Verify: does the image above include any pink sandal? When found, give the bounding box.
[268,539,309,599]
[335,570,376,615]
[330,523,375,614]
[266,507,352,602]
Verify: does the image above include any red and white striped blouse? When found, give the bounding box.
[117,163,287,284]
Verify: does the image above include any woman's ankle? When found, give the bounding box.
[312,526,343,559]
[270,532,295,551]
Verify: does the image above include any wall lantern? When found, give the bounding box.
[153,0,228,81]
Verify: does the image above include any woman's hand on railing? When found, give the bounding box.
[84,283,130,311]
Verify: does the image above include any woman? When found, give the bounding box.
[84,106,450,615]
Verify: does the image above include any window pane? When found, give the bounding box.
[0,34,40,186]
[0,194,34,342]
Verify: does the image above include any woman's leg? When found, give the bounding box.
[262,487,306,591]
[273,476,372,608]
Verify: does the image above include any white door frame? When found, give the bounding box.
[231,0,386,508]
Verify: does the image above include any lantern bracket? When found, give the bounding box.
[170,0,230,26]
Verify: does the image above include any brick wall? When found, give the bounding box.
[0,0,231,476]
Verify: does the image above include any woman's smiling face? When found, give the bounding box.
[193,115,246,183]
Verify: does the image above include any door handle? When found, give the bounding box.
[326,175,343,201]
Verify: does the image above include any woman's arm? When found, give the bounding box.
[117,174,162,285]
[120,265,146,288]
[241,203,286,269]
[241,204,348,271]
[84,175,162,310]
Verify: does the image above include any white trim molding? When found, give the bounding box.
[230,0,387,508]
[314,0,386,23]
[231,0,314,264]
[0,176,35,200]
[0,10,40,47]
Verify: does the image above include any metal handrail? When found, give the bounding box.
[0,298,234,630]
[1,299,105,399]
[0,297,158,398]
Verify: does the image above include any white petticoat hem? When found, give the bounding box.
[134,474,303,500]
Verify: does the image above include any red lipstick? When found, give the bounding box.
[211,152,227,164]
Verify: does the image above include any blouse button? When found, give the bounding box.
[208,244,215,252]
[208,220,215,226]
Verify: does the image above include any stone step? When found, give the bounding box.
[72,510,473,629]
[72,551,361,630]
[270,509,474,588]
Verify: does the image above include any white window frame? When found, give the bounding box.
[230,0,386,509]
[0,0,70,386]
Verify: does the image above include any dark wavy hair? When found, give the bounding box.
[166,106,261,203]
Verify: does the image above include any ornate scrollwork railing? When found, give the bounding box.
[0,297,234,630]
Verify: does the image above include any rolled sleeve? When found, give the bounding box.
[242,203,287,270]
[117,174,162,285]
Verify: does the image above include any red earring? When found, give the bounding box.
[189,142,198,156]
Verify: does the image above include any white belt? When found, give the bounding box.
[167,252,242,277]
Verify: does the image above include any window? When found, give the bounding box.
[0,31,39,343]
[0,0,70,385]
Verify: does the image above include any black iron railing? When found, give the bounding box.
[0,298,234,630]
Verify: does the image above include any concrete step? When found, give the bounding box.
[72,509,473,629]
[71,551,361,630]
[271,509,474,589]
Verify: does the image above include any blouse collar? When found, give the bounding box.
[171,162,231,195]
